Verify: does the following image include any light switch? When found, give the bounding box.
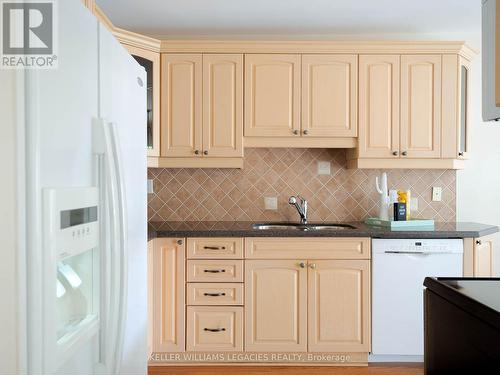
[264,197,278,210]
[317,161,331,175]
[147,179,154,194]
[432,187,442,202]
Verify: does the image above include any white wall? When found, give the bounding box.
[456,34,500,276]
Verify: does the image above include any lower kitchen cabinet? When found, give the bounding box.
[186,306,243,351]
[244,260,308,352]
[150,238,185,352]
[307,260,371,352]
[463,234,497,277]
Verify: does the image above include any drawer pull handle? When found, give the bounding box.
[203,269,226,273]
[203,292,226,297]
[203,246,226,250]
[204,328,226,332]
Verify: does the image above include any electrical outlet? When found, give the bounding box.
[317,161,331,175]
[147,179,154,194]
[264,197,278,210]
[432,187,442,202]
[410,197,419,211]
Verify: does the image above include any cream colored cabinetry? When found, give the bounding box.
[150,238,185,352]
[302,55,358,137]
[350,53,471,169]
[357,55,400,158]
[159,54,243,168]
[161,54,203,158]
[244,260,308,352]
[400,55,442,158]
[245,238,371,354]
[185,238,244,352]
[307,260,370,352]
[463,235,497,277]
[244,54,358,148]
[244,54,301,138]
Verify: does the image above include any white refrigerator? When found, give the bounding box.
[0,0,148,374]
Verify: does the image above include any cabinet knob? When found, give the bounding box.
[392,151,399,156]
[476,240,482,245]
[177,239,183,245]
[309,263,317,269]
[293,130,299,135]
[299,262,306,268]
[194,150,200,155]
[401,151,408,156]
[203,150,208,155]
[303,130,309,135]
[458,152,464,157]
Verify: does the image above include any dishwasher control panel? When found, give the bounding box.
[372,239,464,254]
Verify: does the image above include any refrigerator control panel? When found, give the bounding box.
[43,187,100,260]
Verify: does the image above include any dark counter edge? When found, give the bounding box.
[148,221,499,240]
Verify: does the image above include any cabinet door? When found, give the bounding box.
[244,54,300,137]
[302,55,357,137]
[161,54,202,157]
[358,55,400,158]
[202,54,243,157]
[474,235,495,277]
[125,45,160,158]
[151,238,185,352]
[245,260,307,352]
[308,260,370,352]
[400,55,442,158]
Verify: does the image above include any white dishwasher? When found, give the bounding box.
[372,239,463,359]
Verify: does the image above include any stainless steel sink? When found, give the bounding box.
[252,223,356,231]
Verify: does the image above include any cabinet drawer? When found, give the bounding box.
[245,237,371,259]
[187,260,244,282]
[187,283,244,305]
[187,238,243,259]
[187,306,243,351]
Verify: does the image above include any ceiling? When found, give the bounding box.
[96,0,482,39]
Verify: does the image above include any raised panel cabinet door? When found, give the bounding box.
[400,55,442,158]
[244,54,301,137]
[202,54,243,157]
[151,238,185,352]
[245,260,307,352]
[474,235,495,277]
[358,55,400,158]
[302,54,358,137]
[308,260,370,353]
[161,54,202,157]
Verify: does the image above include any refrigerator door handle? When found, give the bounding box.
[108,122,128,375]
[92,118,128,375]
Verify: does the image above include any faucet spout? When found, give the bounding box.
[289,195,308,224]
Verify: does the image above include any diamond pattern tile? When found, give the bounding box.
[148,148,456,222]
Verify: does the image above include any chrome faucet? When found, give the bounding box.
[288,195,308,224]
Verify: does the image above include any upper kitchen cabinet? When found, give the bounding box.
[400,55,442,158]
[244,53,357,148]
[302,55,357,137]
[203,54,243,158]
[244,54,301,138]
[357,55,400,158]
[124,45,161,159]
[349,51,474,169]
[158,54,243,168]
[161,54,203,158]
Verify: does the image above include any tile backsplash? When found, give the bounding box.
[148,148,456,222]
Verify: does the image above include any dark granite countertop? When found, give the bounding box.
[148,221,499,240]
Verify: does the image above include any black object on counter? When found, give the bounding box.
[393,202,407,221]
[423,277,500,375]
